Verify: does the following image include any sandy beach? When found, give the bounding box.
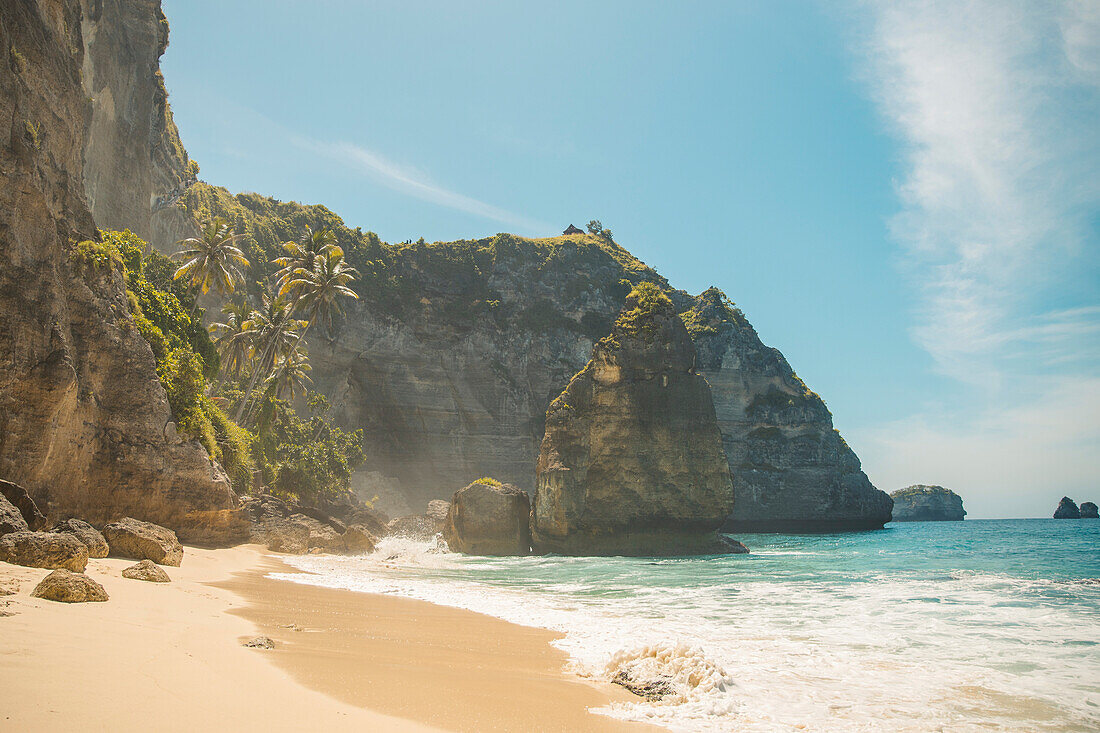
[0,546,658,732]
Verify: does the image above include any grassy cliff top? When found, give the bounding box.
[891,485,960,499]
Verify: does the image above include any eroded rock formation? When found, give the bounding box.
[0,531,89,571]
[0,0,243,544]
[103,517,183,566]
[684,289,893,532]
[531,285,734,555]
[1081,502,1098,519]
[32,568,109,602]
[1054,497,1081,519]
[889,485,966,522]
[443,479,531,555]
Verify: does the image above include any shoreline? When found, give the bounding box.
[0,546,660,732]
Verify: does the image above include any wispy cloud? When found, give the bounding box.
[847,1,1100,512]
[860,0,1100,384]
[297,137,548,233]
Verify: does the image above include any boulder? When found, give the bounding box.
[31,569,108,603]
[1054,497,1081,519]
[122,559,171,583]
[342,506,389,538]
[0,493,29,537]
[532,284,736,555]
[342,525,378,554]
[443,480,531,555]
[252,511,377,555]
[102,518,184,566]
[0,479,47,530]
[50,519,110,558]
[889,485,966,522]
[426,500,451,524]
[1080,501,1098,519]
[0,531,88,571]
[386,514,440,541]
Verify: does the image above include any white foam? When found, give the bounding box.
[271,539,1100,732]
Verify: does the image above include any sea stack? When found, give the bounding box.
[889,485,966,522]
[1053,497,1081,519]
[1080,502,1098,519]
[531,283,735,555]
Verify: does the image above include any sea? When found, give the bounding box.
[272,519,1100,732]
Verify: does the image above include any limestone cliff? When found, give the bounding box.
[0,0,243,544]
[683,288,893,531]
[531,285,734,555]
[80,0,198,248]
[889,485,965,522]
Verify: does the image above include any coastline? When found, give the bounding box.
[0,546,659,733]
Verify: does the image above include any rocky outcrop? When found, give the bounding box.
[102,517,183,566]
[122,559,170,582]
[31,569,108,602]
[80,0,199,252]
[443,480,531,555]
[0,531,89,571]
[0,479,47,530]
[532,285,735,555]
[1081,502,1098,519]
[684,289,893,532]
[1054,497,1081,519]
[0,494,29,537]
[889,485,966,522]
[240,494,378,555]
[0,0,244,546]
[51,518,110,557]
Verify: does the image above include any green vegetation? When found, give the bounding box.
[23,120,41,150]
[679,286,747,338]
[614,282,675,343]
[80,229,363,504]
[472,477,502,487]
[170,216,250,302]
[10,47,26,74]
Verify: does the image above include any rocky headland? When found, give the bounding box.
[531,284,735,555]
[889,485,966,522]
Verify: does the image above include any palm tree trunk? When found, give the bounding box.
[234,337,278,422]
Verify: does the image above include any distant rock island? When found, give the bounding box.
[1054,497,1097,519]
[889,485,966,522]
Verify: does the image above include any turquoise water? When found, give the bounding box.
[277,519,1100,731]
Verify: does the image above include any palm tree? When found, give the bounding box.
[272,226,340,299]
[234,285,306,422]
[279,248,361,345]
[171,217,250,314]
[209,296,255,382]
[263,343,313,401]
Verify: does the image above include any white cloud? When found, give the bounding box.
[298,138,548,233]
[849,0,1100,513]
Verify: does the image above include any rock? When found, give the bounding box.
[1054,497,1081,519]
[102,518,184,566]
[532,284,735,556]
[342,525,378,555]
[1081,502,1098,519]
[0,532,89,571]
[611,669,675,701]
[31,569,108,603]
[243,636,275,649]
[342,506,390,539]
[0,493,29,538]
[0,479,46,531]
[425,500,451,524]
[121,559,171,583]
[50,519,110,558]
[684,290,894,532]
[0,580,18,596]
[386,514,440,541]
[443,480,531,556]
[718,536,750,554]
[889,485,966,522]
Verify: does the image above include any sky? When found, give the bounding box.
[160,0,1100,518]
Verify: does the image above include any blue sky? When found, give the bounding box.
[160,0,1100,518]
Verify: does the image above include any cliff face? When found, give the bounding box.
[79,0,197,248]
[889,485,965,522]
[685,289,893,531]
[0,0,242,544]
[531,285,734,555]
